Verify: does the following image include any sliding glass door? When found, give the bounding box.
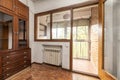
[73,20,90,60]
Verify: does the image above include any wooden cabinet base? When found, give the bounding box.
[0,48,31,80]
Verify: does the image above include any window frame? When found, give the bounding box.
[52,10,71,40]
[34,1,98,42]
[34,9,71,42]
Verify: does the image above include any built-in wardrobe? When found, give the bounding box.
[0,0,31,79]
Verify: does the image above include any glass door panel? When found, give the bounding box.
[0,11,13,50]
[73,26,89,60]
[72,6,99,75]
[73,42,89,59]
[18,19,27,47]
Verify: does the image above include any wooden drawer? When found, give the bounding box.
[3,52,20,59]
[2,52,29,61]
[3,63,30,79]
[3,54,29,62]
[2,56,29,67]
[2,59,30,72]
[20,50,30,55]
[22,50,31,60]
[1,48,31,79]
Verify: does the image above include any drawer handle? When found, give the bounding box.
[6,68,10,70]
[24,52,27,54]
[3,62,10,66]
[24,61,27,63]
[6,74,10,76]
[6,56,9,58]
[24,56,27,58]
[11,52,16,54]
[6,62,10,64]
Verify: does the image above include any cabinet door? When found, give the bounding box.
[18,19,28,48]
[0,0,14,11]
[0,11,13,50]
[16,1,29,18]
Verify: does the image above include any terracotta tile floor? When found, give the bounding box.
[6,64,100,80]
[73,59,98,75]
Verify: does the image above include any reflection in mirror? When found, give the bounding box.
[37,14,50,39]
[52,10,71,39]
[0,11,13,50]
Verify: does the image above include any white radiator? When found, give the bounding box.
[43,45,62,66]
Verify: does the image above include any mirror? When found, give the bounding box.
[37,14,50,39]
[0,11,13,50]
[52,10,71,39]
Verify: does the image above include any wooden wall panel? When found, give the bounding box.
[0,0,14,11]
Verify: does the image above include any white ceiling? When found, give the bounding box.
[31,0,39,2]
[31,0,96,2]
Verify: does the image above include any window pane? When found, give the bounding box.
[52,10,71,39]
[73,26,89,40]
[73,7,90,40]
[37,14,50,39]
[73,7,90,60]
[73,42,89,59]
[77,26,88,40]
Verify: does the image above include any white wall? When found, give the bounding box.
[34,0,90,13]
[32,42,70,69]
[19,0,71,69]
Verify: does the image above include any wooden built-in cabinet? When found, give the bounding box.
[16,1,29,18]
[0,0,14,11]
[0,0,30,79]
[0,0,29,18]
[0,57,2,74]
[0,56,2,80]
[1,48,31,79]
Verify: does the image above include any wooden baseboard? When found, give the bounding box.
[32,62,42,65]
[73,70,99,79]
[62,68,71,71]
[32,62,61,67]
